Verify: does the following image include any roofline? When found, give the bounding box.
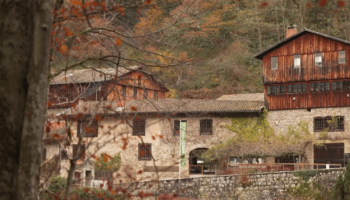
[254,29,350,60]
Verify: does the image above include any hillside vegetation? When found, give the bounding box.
[52,0,350,99]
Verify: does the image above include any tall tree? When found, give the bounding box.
[0,0,53,199]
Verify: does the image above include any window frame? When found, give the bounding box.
[121,85,126,100]
[315,52,322,67]
[339,50,346,64]
[143,89,148,99]
[332,81,350,91]
[132,118,146,136]
[294,54,301,69]
[77,120,99,137]
[314,116,344,132]
[153,91,158,100]
[271,57,278,70]
[267,85,285,95]
[200,119,213,135]
[138,143,152,161]
[133,87,137,99]
[287,84,307,94]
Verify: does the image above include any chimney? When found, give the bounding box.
[286,25,297,38]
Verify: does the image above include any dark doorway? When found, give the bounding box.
[314,143,344,168]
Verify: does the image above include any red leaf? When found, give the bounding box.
[137,170,143,174]
[337,0,345,7]
[307,2,312,8]
[45,126,51,133]
[52,133,61,140]
[71,103,77,108]
[70,0,81,6]
[95,115,101,122]
[260,1,268,8]
[91,155,100,162]
[118,7,125,15]
[158,135,163,139]
[152,136,156,140]
[47,102,52,107]
[60,45,68,54]
[130,106,137,111]
[319,0,327,7]
[145,0,152,4]
[83,188,89,193]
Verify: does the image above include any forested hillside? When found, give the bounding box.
[51,0,350,99]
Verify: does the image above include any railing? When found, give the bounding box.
[189,163,342,175]
[189,165,216,175]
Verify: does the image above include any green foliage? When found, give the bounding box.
[293,170,319,181]
[94,153,122,172]
[291,181,327,200]
[332,161,350,199]
[70,188,125,200]
[47,176,67,194]
[344,161,350,198]
[202,109,326,162]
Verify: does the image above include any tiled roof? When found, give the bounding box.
[217,93,264,102]
[50,65,141,85]
[62,98,264,116]
[254,29,350,60]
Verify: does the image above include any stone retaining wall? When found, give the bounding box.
[118,168,344,200]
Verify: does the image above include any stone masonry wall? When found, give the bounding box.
[120,168,344,200]
[267,107,350,163]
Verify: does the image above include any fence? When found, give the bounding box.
[190,163,342,175]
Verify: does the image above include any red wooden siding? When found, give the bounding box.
[265,80,350,110]
[263,32,350,84]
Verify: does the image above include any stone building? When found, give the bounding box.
[255,26,350,167]
[43,95,264,184]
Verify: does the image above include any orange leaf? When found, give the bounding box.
[71,103,77,108]
[47,102,52,107]
[107,165,112,169]
[118,7,125,15]
[116,38,122,46]
[91,155,100,162]
[83,188,89,193]
[152,136,155,140]
[91,1,98,7]
[319,0,327,7]
[337,0,345,7]
[52,133,60,140]
[130,106,137,111]
[70,0,81,6]
[138,170,143,174]
[145,0,152,4]
[158,135,163,139]
[95,115,101,122]
[97,193,103,198]
[60,44,68,54]
[45,126,51,133]
[140,150,145,157]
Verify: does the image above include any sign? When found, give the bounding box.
[180,121,187,167]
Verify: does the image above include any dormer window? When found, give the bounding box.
[339,51,346,64]
[271,57,278,70]
[315,53,322,66]
[294,55,301,69]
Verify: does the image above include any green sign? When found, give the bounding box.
[180,121,187,167]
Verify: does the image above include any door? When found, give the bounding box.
[314,143,344,168]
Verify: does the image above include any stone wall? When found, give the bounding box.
[267,107,350,163]
[120,168,344,200]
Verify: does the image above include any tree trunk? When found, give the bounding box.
[0,0,53,199]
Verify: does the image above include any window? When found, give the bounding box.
[73,144,86,160]
[138,143,152,160]
[200,119,213,135]
[138,79,141,87]
[174,120,180,136]
[275,155,299,163]
[153,91,158,100]
[271,57,278,70]
[133,118,146,136]
[332,81,350,91]
[315,53,322,66]
[133,88,137,99]
[287,84,306,93]
[61,149,69,160]
[294,54,301,69]
[143,89,148,99]
[310,82,330,92]
[267,85,285,95]
[77,120,98,137]
[314,117,344,132]
[121,86,126,100]
[339,51,346,64]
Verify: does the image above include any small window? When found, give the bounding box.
[73,144,86,160]
[293,84,298,93]
[271,57,278,70]
[121,86,126,100]
[267,86,275,95]
[339,51,346,64]
[143,89,148,99]
[77,120,98,137]
[294,54,301,68]
[200,119,213,135]
[314,117,344,132]
[325,82,330,91]
[310,83,314,92]
[174,120,180,136]
[288,85,293,93]
[138,79,141,87]
[333,81,343,91]
[133,118,146,136]
[138,143,152,160]
[61,149,69,160]
[133,88,137,99]
[302,84,307,92]
[154,91,158,100]
[315,53,322,66]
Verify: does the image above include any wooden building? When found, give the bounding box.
[48,66,168,108]
[255,28,350,111]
